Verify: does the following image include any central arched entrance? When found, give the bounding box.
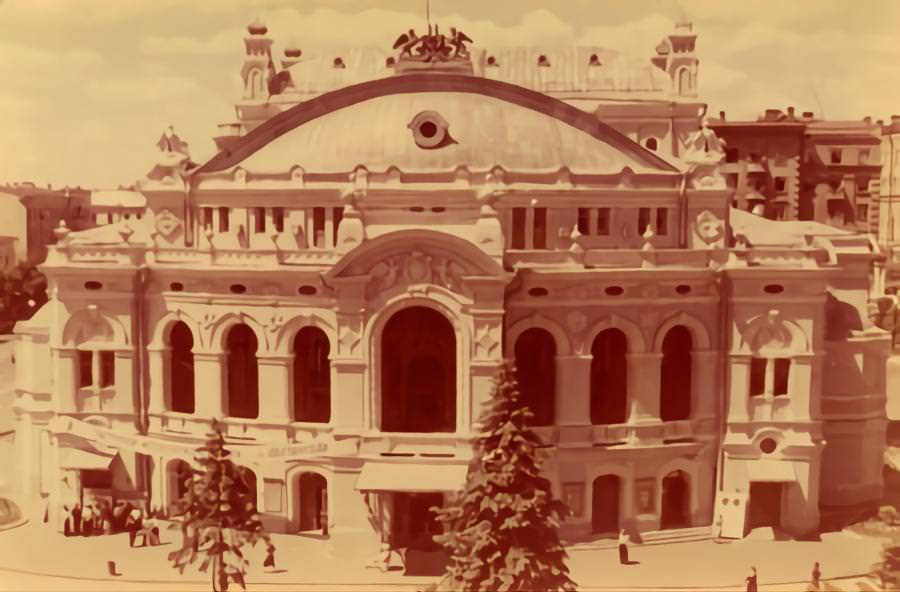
[381,306,456,433]
[592,475,621,535]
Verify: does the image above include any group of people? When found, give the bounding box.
[61,501,163,547]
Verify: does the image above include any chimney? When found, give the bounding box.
[719,110,726,121]
[863,116,872,124]
[764,108,782,121]
[787,106,795,118]
[892,115,900,125]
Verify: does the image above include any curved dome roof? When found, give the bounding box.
[200,74,677,176]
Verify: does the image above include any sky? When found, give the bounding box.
[0,0,899,189]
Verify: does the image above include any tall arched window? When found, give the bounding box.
[226,324,258,419]
[514,328,555,426]
[660,326,692,421]
[381,307,456,433]
[293,327,331,423]
[590,329,628,425]
[169,322,195,414]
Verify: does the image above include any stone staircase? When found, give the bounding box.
[568,526,713,551]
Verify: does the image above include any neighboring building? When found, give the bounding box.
[708,110,882,231]
[0,237,17,274]
[9,21,891,563]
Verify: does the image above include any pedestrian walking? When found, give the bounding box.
[618,528,630,565]
[62,505,71,536]
[126,507,143,547]
[263,545,276,569]
[808,561,822,591]
[71,503,82,536]
[745,566,758,592]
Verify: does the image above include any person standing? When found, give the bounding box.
[71,503,82,536]
[618,528,630,565]
[81,504,94,536]
[125,507,143,547]
[809,562,822,591]
[745,566,758,592]
[62,505,71,537]
[263,545,276,569]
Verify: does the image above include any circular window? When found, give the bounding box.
[675,284,692,295]
[84,281,102,290]
[759,438,777,454]
[764,284,785,294]
[408,111,450,149]
[298,285,317,295]
[170,282,184,292]
[528,287,549,297]
[229,284,247,294]
[605,286,624,296]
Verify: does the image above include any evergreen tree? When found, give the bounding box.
[431,364,576,592]
[168,420,274,592]
[871,507,900,590]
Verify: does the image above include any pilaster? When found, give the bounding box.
[193,352,225,419]
[257,353,292,422]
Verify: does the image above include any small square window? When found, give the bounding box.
[830,149,842,164]
[725,148,739,163]
[774,177,786,192]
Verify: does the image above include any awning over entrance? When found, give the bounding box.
[355,462,468,493]
[746,460,796,482]
[59,447,115,470]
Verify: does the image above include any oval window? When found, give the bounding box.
[431,207,446,213]
[410,206,425,213]
[84,281,102,290]
[605,286,624,296]
[675,284,692,295]
[528,287,549,297]
[298,285,317,295]
[764,284,784,294]
[170,282,184,292]
[229,284,247,294]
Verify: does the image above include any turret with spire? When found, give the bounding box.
[241,18,273,101]
[651,11,699,99]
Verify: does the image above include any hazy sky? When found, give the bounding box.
[1,0,899,188]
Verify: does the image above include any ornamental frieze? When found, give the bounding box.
[365,251,466,299]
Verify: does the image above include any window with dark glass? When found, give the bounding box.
[774,177,786,192]
[511,208,526,249]
[170,321,195,413]
[725,148,739,163]
[532,207,547,249]
[78,350,93,387]
[514,328,555,426]
[100,351,115,388]
[254,207,266,233]
[293,327,331,423]
[218,207,230,232]
[333,207,344,246]
[597,208,610,235]
[226,324,259,419]
[577,208,591,235]
[660,326,692,421]
[272,207,284,233]
[830,149,842,164]
[773,358,790,396]
[656,208,668,236]
[638,208,651,235]
[313,207,325,248]
[749,358,766,396]
[202,207,214,230]
[590,329,628,425]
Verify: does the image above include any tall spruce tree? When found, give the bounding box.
[168,420,274,592]
[431,364,576,592]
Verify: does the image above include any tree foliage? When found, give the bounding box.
[430,364,576,592]
[871,507,900,590]
[0,263,47,332]
[168,421,274,592]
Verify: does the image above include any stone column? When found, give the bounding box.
[556,355,592,426]
[692,350,719,420]
[193,352,225,419]
[627,352,663,422]
[146,346,167,415]
[53,349,77,413]
[726,356,750,422]
[257,354,292,423]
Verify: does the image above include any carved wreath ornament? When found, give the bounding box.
[367,252,465,297]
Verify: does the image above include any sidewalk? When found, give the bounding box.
[0,521,887,591]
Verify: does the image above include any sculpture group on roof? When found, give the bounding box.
[393,25,472,63]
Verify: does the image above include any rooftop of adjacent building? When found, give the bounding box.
[710,108,899,137]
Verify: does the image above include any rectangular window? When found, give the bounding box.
[202,207,213,230]
[272,207,284,233]
[254,207,266,233]
[857,177,870,193]
[773,358,790,396]
[218,207,230,232]
[333,207,344,246]
[749,358,766,397]
[313,207,325,248]
[511,208,526,249]
[830,149,842,164]
[857,204,868,222]
[859,148,870,163]
[638,207,651,236]
[655,208,668,236]
[78,350,93,388]
[725,148,739,163]
[774,177,786,192]
[597,208,610,235]
[532,207,547,249]
[577,208,591,235]
[100,351,115,388]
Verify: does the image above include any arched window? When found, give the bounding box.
[677,68,691,96]
[644,137,658,151]
[591,475,620,534]
[293,327,331,423]
[590,329,628,425]
[660,470,690,529]
[514,328,556,426]
[381,307,456,433]
[226,324,259,419]
[660,326,692,421]
[169,322,195,414]
[295,472,327,532]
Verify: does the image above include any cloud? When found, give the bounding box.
[139,29,244,57]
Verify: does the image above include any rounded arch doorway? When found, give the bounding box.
[381,306,456,433]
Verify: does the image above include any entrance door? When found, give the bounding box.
[747,482,782,530]
[660,471,690,529]
[591,475,620,534]
[392,492,443,550]
[297,473,327,532]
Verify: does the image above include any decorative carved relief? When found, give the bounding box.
[474,323,500,359]
[264,312,285,335]
[338,325,360,356]
[367,251,465,298]
[566,311,588,335]
[154,209,182,240]
[694,210,724,245]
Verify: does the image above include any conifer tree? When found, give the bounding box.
[168,420,274,592]
[431,364,576,592]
